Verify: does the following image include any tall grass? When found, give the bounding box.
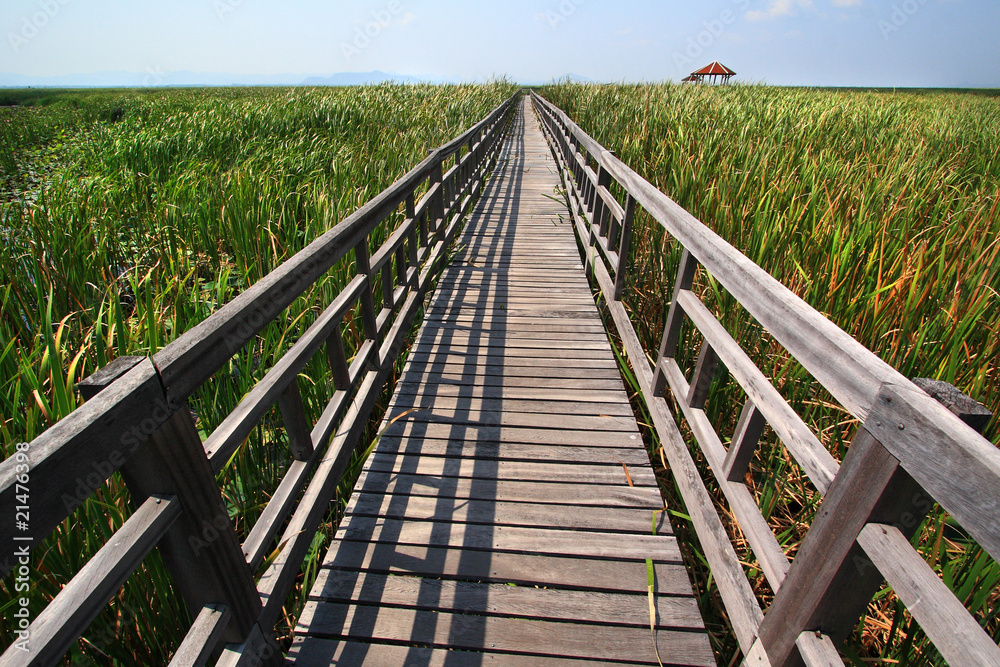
[541,82,1000,665]
[0,82,516,664]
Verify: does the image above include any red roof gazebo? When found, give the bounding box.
[689,62,736,85]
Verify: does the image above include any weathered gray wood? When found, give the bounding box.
[677,289,838,494]
[201,275,364,472]
[288,637,671,666]
[321,542,691,594]
[867,381,1000,563]
[295,603,714,666]
[354,470,662,506]
[116,401,263,644]
[382,406,638,432]
[372,439,652,467]
[169,604,232,667]
[687,340,721,409]
[288,97,715,665]
[912,377,992,432]
[614,194,636,300]
[309,571,700,628]
[656,347,791,591]
[858,524,1000,666]
[379,421,645,448]
[325,325,351,391]
[568,197,764,652]
[388,395,635,416]
[1,496,179,667]
[793,633,842,667]
[277,379,313,461]
[76,355,145,400]
[724,401,767,482]
[0,360,164,573]
[215,622,283,667]
[363,455,656,486]
[346,494,670,534]
[652,249,698,396]
[755,424,923,666]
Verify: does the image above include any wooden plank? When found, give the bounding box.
[288,637,661,666]
[168,604,232,667]
[319,542,693,595]
[405,353,618,370]
[755,427,913,664]
[371,439,652,467]
[379,422,646,448]
[857,523,1000,666]
[391,383,628,403]
[295,603,714,666]
[0,360,164,566]
[677,289,838,493]
[3,496,180,667]
[345,495,670,534]
[353,470,663,506]
[388,395,635,416]
[308,572,701,629]
[382,407,639,432]
[277,380,314,461]
[867,382,1000,564]
[337,515,680,561]
[362,455,656,486]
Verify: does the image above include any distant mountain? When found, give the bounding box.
[520,73,598,86]
[0,70,453,89]
[301,71,427,86]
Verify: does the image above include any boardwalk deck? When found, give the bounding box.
[288,100,716,665]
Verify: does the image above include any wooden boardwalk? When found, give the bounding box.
[288,99,716,665]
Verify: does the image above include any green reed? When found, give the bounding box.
[541,82,1000,665]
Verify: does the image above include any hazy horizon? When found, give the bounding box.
[2,1,998,88]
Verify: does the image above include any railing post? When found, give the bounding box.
[652,249,698,396]
[613,194,636,301]
[754,381,990,666]
[78,358,277,662]
[429,160,445,237]
[353,239,381,350]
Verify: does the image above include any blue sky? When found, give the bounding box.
[1,0,997,87]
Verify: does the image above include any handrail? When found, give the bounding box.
[531,90,998,667]
[0,90,521,666]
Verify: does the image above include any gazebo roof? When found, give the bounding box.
[691,61,736,76]
[681,75,700,82]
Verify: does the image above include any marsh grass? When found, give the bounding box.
[543,82,1000,665]
[0,82,515,664]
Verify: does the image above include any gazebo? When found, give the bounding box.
[681,75,700,84]
[689,62,736,85]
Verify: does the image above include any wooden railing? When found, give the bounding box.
[0,91,519,666]
[531,91,999,667]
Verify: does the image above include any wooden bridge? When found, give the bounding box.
[1,91,997,667]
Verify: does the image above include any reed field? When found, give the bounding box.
[0,82,516,664]
[540,82,1000,665]
[2,80,998,665]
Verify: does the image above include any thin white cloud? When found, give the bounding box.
[832,0,861,6]
[746,0,814,21]
[399,12,416,26]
